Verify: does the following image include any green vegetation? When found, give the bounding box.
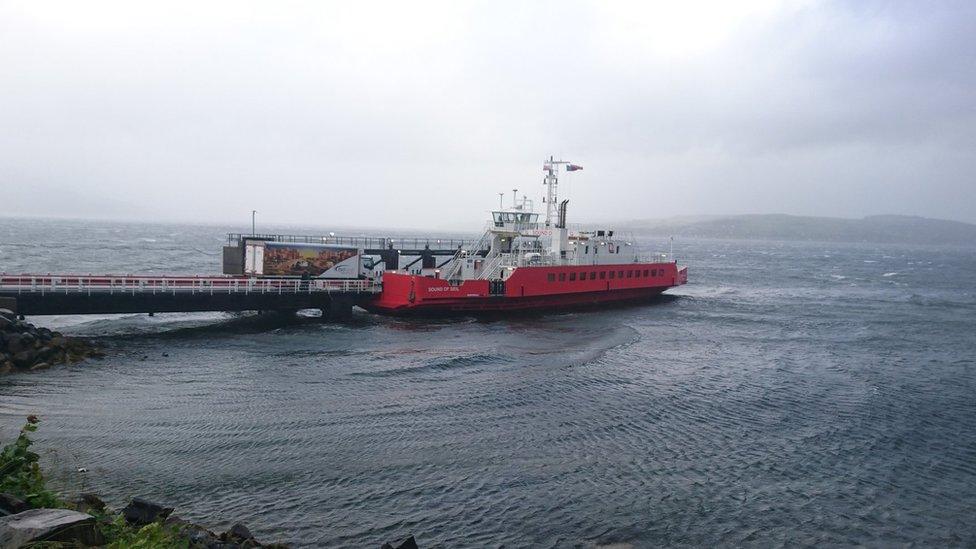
[1,416,188,548]
[0,415,60,509]
[100,515,188,549]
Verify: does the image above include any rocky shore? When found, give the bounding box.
[0,493,291,548]
[1,494,419,548]
[0,310,102,374]
[1,417,421,548]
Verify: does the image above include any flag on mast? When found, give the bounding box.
[566,164,583,171]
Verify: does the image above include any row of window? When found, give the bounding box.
[546,268,661,283]
[583,245,622,254]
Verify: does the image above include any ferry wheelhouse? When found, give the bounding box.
[367,157,687,315]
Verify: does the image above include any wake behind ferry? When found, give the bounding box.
[365,157,688,315]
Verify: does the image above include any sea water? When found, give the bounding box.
[1,217,975,547]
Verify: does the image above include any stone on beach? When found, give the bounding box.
[0,493,29,516]
[0,508,104,547]
[0,310,100,374]
[122,497,175,526]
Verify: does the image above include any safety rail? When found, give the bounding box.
[476,254,506,280]
[227,233,478,251]
[480,252,676,271]
[0,275,380,295]
[636,253,672,263]
[444,230,494,280]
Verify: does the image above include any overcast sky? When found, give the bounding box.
[1,0,974,230]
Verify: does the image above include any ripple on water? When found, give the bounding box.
[3,229,976,547]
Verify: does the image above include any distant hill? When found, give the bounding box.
[622,214,976,246]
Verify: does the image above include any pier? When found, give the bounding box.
[0,274,378,318]
[0,231,487,319]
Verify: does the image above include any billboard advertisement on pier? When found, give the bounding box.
[261,242,360,278]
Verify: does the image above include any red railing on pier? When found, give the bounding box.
[0,275,379,296]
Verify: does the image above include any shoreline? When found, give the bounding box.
[1,416,419,548]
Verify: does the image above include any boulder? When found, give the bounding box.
[163,514,189,528]
[0,362,11,375]
[6,335,27,355]
[20,332,36,347]
[12,350,35,369]
[0,508,104,547]
[122,497,174,525]
[381,535,418,549]
[29,362,51,372]
[184,527,217,546]
[0,493,29,516]
[74,493,106,514]
[36,345,57,360]
[227,522,254,541]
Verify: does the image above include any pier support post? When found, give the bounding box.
[321,295,354,321]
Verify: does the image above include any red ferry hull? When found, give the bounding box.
[367,263,687,315]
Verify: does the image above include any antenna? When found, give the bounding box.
[498,192,504,209]
[512,188,518,207]
[251,210,257,236]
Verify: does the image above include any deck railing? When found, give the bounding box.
[484,252,675,269]
[227,233,478,251]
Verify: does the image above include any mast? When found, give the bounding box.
[543,156,573,227]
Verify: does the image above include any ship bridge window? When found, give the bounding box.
[494,211,538,226]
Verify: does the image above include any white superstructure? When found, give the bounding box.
[444,157,666,282]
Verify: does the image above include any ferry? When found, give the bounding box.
[366,157,688,315]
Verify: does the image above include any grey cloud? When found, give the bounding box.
[0,0,973,228]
